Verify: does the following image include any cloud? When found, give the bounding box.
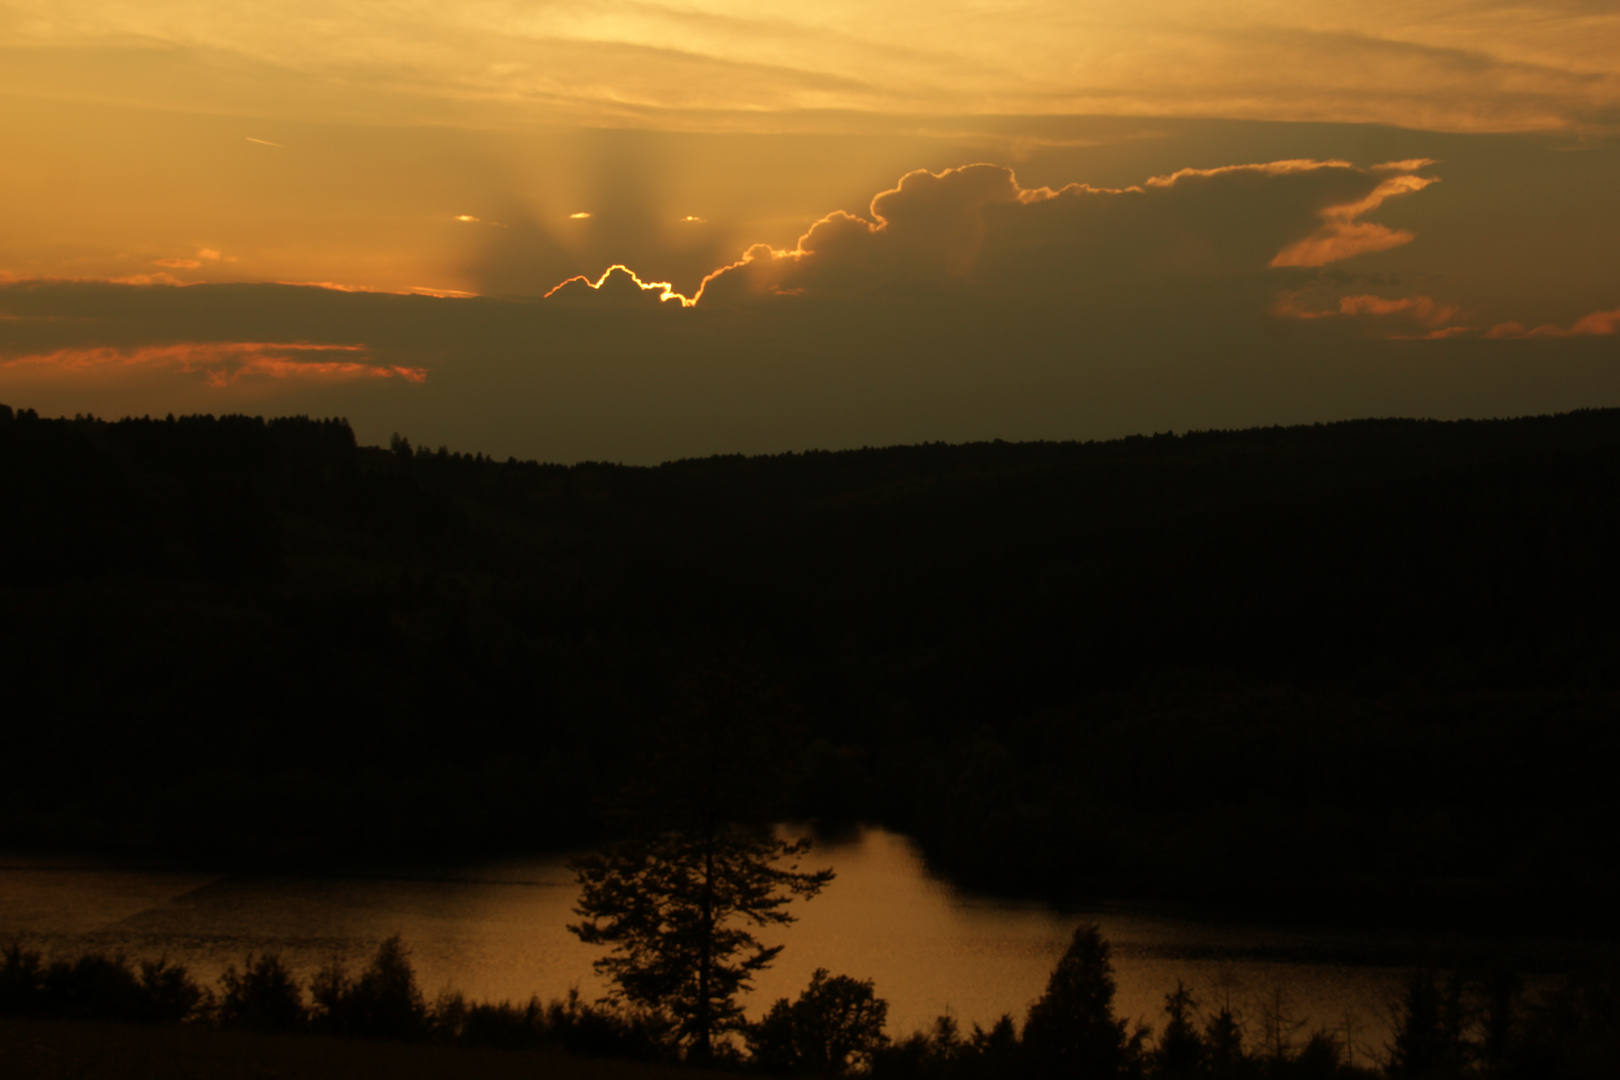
[696,164,1025,303]
[544,265,696,307]
[463,130,730,299]
[151,248,230,273]
[1,340,425,388]
[410,286,477,298]
[1270,174,1439,267]
[1274,290,1471,339]
[7,2,1619,133]
[2,157,1449,339]
[110,272,194,287]
[694,159,1434,303]
[1276,290,1620,342]
[1488,308,1620,338]
[1372,159,1439,173]
[4,157,1616,465]
[0,278,471,359]
[5,271,1618,468]
[1336,294,1456,326]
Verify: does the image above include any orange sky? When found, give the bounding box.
[3,2,1619,461]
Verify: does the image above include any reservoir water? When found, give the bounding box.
[0,827,1559,1063]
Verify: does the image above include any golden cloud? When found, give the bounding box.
[1271,174,1438,267]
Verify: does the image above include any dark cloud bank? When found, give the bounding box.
[3,159,1617,463]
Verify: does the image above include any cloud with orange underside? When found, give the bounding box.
[1270,174,1438,267]
[1277,290,1620,343]
[2,341,426,387]
[1274,290,1471,339]
[1487,308,1620,338]
[1337,294,1463,333]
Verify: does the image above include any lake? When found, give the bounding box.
[0,826,1554,1064]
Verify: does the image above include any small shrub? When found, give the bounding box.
[309,954,354,1033]
[310,935,427,1040]
[545,988,675,1061]
[41,953,144,1020]
[0,944,46,1015]
[1202,1001,1249,1077]
[218,953,306,1031]
[136,957,206,1024]
[1291,1030,1346,1079]
[465,998,549,1050]
[1153,981,1207,1079]
[429,989,469,1042]
[871,1016,963,1079]
[749,968,890,1074]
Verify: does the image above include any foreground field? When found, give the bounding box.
[0,1016,698,1080]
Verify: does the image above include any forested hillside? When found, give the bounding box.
[3,403,1617,929]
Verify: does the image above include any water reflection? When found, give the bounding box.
[1,828,1435,1056]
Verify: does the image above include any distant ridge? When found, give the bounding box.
[4,402,1618,929]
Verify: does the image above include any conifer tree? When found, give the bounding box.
[569,654,833,1061]
[1022,923,1132,1079]
[572,830,832,1059]
[1154,981,1207,1078]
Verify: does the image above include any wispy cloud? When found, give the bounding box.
[1271,173,1439,267]
[2,340,424,387]
[1274,290,1472,338]
[1488,308,1620,338]
[5,2,1618,132]
[1275,291,1620,343]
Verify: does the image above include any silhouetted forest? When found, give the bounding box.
[5,928,1617,1078]
[3,402,1618,928]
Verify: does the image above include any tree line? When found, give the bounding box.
[4,926,1614,1079]
[3,403,1619,927]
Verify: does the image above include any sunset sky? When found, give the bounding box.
[4,1,1619,462]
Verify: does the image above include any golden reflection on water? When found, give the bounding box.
[0,829,1405,1053]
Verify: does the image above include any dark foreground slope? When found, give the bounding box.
[0,1016,695,1080]
[2,403,1617,927]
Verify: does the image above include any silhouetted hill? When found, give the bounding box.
[3,402,1617,929]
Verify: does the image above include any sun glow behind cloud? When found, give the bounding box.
[2,4,1618,464]
[3,146,1617,463]
[544,264,698,306]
